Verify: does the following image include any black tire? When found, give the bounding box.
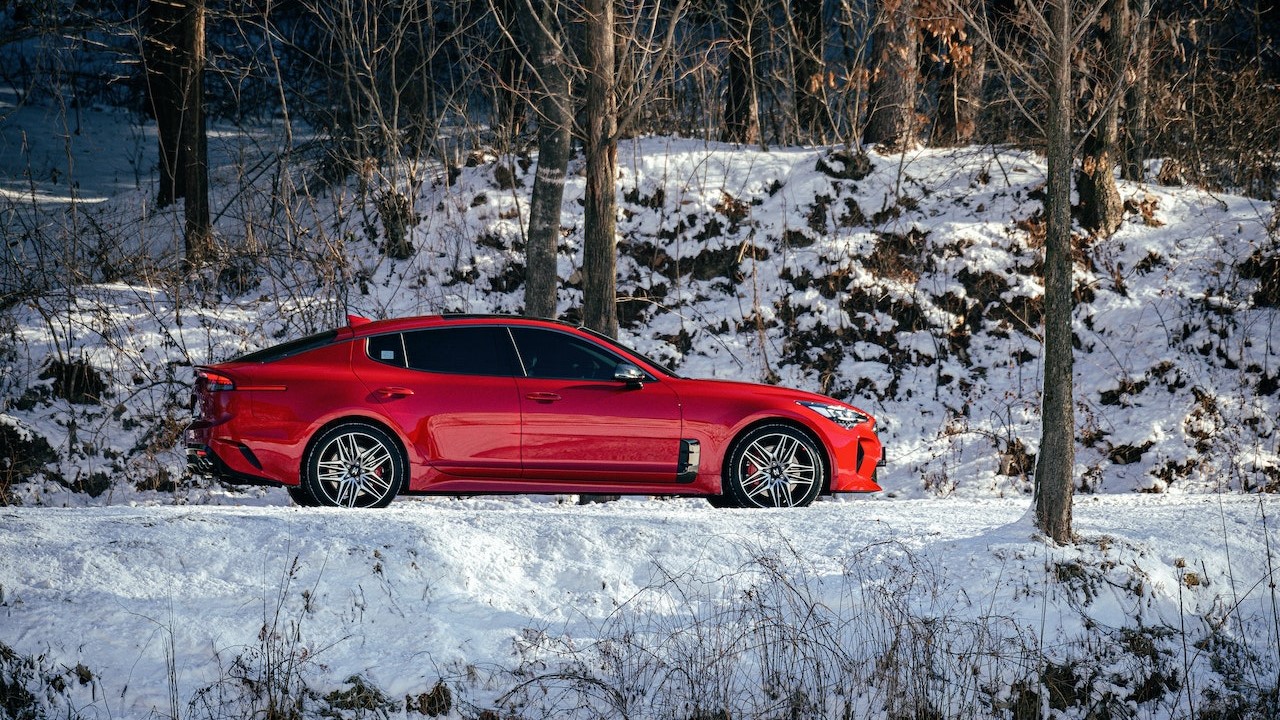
[303,422,405,508]
[705,494,736,508]
[721,424,826,508]
[287,485,320,507]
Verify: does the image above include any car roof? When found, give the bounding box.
[344,314,580,338]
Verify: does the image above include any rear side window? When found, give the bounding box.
[232,330,337,363]
[402,326,518,376]
[367,333,406,367]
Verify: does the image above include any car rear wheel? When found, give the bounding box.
[303,422,404,508]
[287,485,320,507]
[722,424,825,508]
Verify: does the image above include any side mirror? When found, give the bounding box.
[613,363,647,388]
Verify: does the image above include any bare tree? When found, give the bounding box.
[181,0,211,264]
[502,0,574,319]
[1077,0,1126,236]
[791,0,829,141]
[491,0,527,152]
[920,1,984,146]
[486,0,688,329]
[579,0,689,337]
[294,0,454,261]
[831,0,878,146]
[145,0,185,208]
[581,0,620,338]
[1153,1,1280,196]
[722,0,763,144]
[144,0,211,264]
[865,0,919,149]
[955,0,1137,543]
[1037,0,1075,545]
[1122,0,1151,180]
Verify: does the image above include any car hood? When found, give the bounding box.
[676,377,871,413]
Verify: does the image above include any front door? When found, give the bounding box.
[509,327,683,483]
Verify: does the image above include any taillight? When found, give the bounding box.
[198,369,235,391]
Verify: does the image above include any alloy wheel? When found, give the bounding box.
[725,425,824,508]
[306,424,402,508]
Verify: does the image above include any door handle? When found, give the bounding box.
[375,386,415,399]
[525,392,562,403]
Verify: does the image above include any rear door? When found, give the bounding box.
[352,326,523,479]
[509,326,683,483]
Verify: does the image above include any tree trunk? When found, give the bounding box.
[581,0,621,504]
[721,0,761,145]
[145,0,185,208]
[864,0,918,149]
[1078,0,1124,237]
[514,0,572,319]
[181,0,212,265]
[792,0,828,142]
[1034,0,1075,545]
[581,0,618,339]
[1122,0,1150,181]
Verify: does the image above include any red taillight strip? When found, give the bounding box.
[197,370,235,391]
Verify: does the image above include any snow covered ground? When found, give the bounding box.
[1,494,1277,719]
[2,95,1280,717]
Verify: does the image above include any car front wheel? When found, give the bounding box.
[722,424,825,508]
[303,422,405,508]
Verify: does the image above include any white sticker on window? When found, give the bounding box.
[381,350,395,360]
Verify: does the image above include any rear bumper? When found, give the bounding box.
[185,421,279,486]
[186,444,277,486]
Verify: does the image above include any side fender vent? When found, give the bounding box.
[676,439,700,484]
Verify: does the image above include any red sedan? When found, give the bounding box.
[185,315,884,508]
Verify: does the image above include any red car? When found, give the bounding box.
[185,315,884,508]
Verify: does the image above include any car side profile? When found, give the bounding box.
[185,315,884,508]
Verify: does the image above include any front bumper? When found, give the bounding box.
[827,427,885,493]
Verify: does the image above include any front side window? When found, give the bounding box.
[509,327,629,381]
[402,326,518,376]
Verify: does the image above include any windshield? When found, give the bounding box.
[578,327,682,378]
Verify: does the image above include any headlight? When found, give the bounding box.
[798,401,868,429]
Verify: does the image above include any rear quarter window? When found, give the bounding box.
[403,326,518,375]
[367,333,406,367]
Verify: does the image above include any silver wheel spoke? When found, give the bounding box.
[338,434,359,464]
[361,470,392,496]
[360,461,389,489]
[745,475,773,498]
[774,486,789,507]
[360,444,392,470]
[336,478,359,507]
[317,460,346,476]
[743,446,772,471]
[773,435,796,466]
[787,460,816,481]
